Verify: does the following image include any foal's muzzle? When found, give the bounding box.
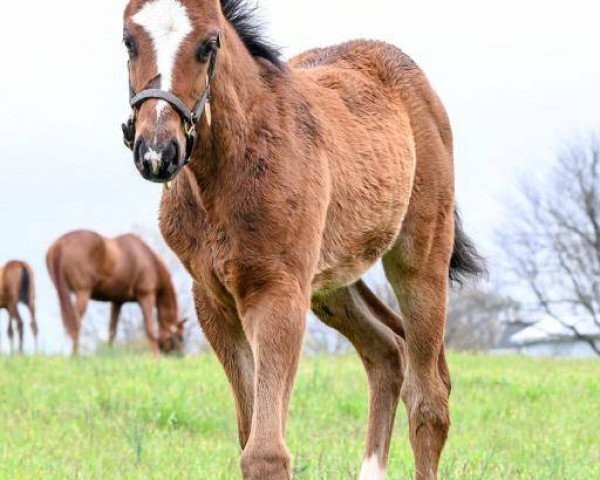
[122,90,203,184]
[134,137,181,183]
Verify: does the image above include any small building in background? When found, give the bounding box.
[494,317,600,358]
[493,320,535,354]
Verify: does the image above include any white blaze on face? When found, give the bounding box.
[359,455,386,480]
[132,0,193,118]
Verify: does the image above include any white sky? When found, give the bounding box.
[0,0,599,353]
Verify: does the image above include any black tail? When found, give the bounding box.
[450,208,487,285]
[19,265,30,305]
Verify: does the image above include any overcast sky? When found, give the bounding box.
[0,0,598,353]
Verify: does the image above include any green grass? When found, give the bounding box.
[0,353,598,479]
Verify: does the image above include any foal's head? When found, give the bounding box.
[123,0,281,182]
[123,0,223,182]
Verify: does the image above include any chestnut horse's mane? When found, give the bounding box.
[220,0,282,67]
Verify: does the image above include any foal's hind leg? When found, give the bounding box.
[312,280,406,479]
[193,283,255,448]
[383,220,453,480]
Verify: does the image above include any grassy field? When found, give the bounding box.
[0,353,598,479]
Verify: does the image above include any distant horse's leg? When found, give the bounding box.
[73,290,91,356]
[238,278,308,480]
[28,303,39,353]
[7,314,15,355]
[16,314,24,355]
[312,280,405,480]
[8,305,24,354]
[108,302,123,347]
[383,219,453,480]
[193,282,255,448]
[137,293,159,356]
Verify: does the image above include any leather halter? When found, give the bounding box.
[122,34,221,164]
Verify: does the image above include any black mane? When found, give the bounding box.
[220,0,283,68]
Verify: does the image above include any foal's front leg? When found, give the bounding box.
[238,279,308,480]
[193,283,255,448]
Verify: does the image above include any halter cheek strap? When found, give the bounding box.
[122,34,221,164]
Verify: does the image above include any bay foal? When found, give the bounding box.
[46,230,184,356]
[122,0,484,478]
[0,260,38,353]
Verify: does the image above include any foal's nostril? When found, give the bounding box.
[134,137,147,166]
[163,139,179,166]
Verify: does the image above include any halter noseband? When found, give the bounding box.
[122,34,221,165]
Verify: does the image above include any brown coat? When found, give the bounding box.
[123,1,484,478]
[46,230,184,356]
[0,260,37,354]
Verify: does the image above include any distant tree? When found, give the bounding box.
[499,137,600,355]
[445,288,518,352]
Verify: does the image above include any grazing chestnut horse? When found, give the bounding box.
[0,260,38,354]
[46,230,184,356]
[122,0,484,478]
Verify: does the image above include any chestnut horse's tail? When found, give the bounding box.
[450,208,487,285]
[47,246,77,338]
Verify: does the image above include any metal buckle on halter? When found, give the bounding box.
[184,118,198,165]
[185,117,196,136]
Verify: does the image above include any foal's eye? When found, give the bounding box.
[123,35,137,58]
[196,39,216,62]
